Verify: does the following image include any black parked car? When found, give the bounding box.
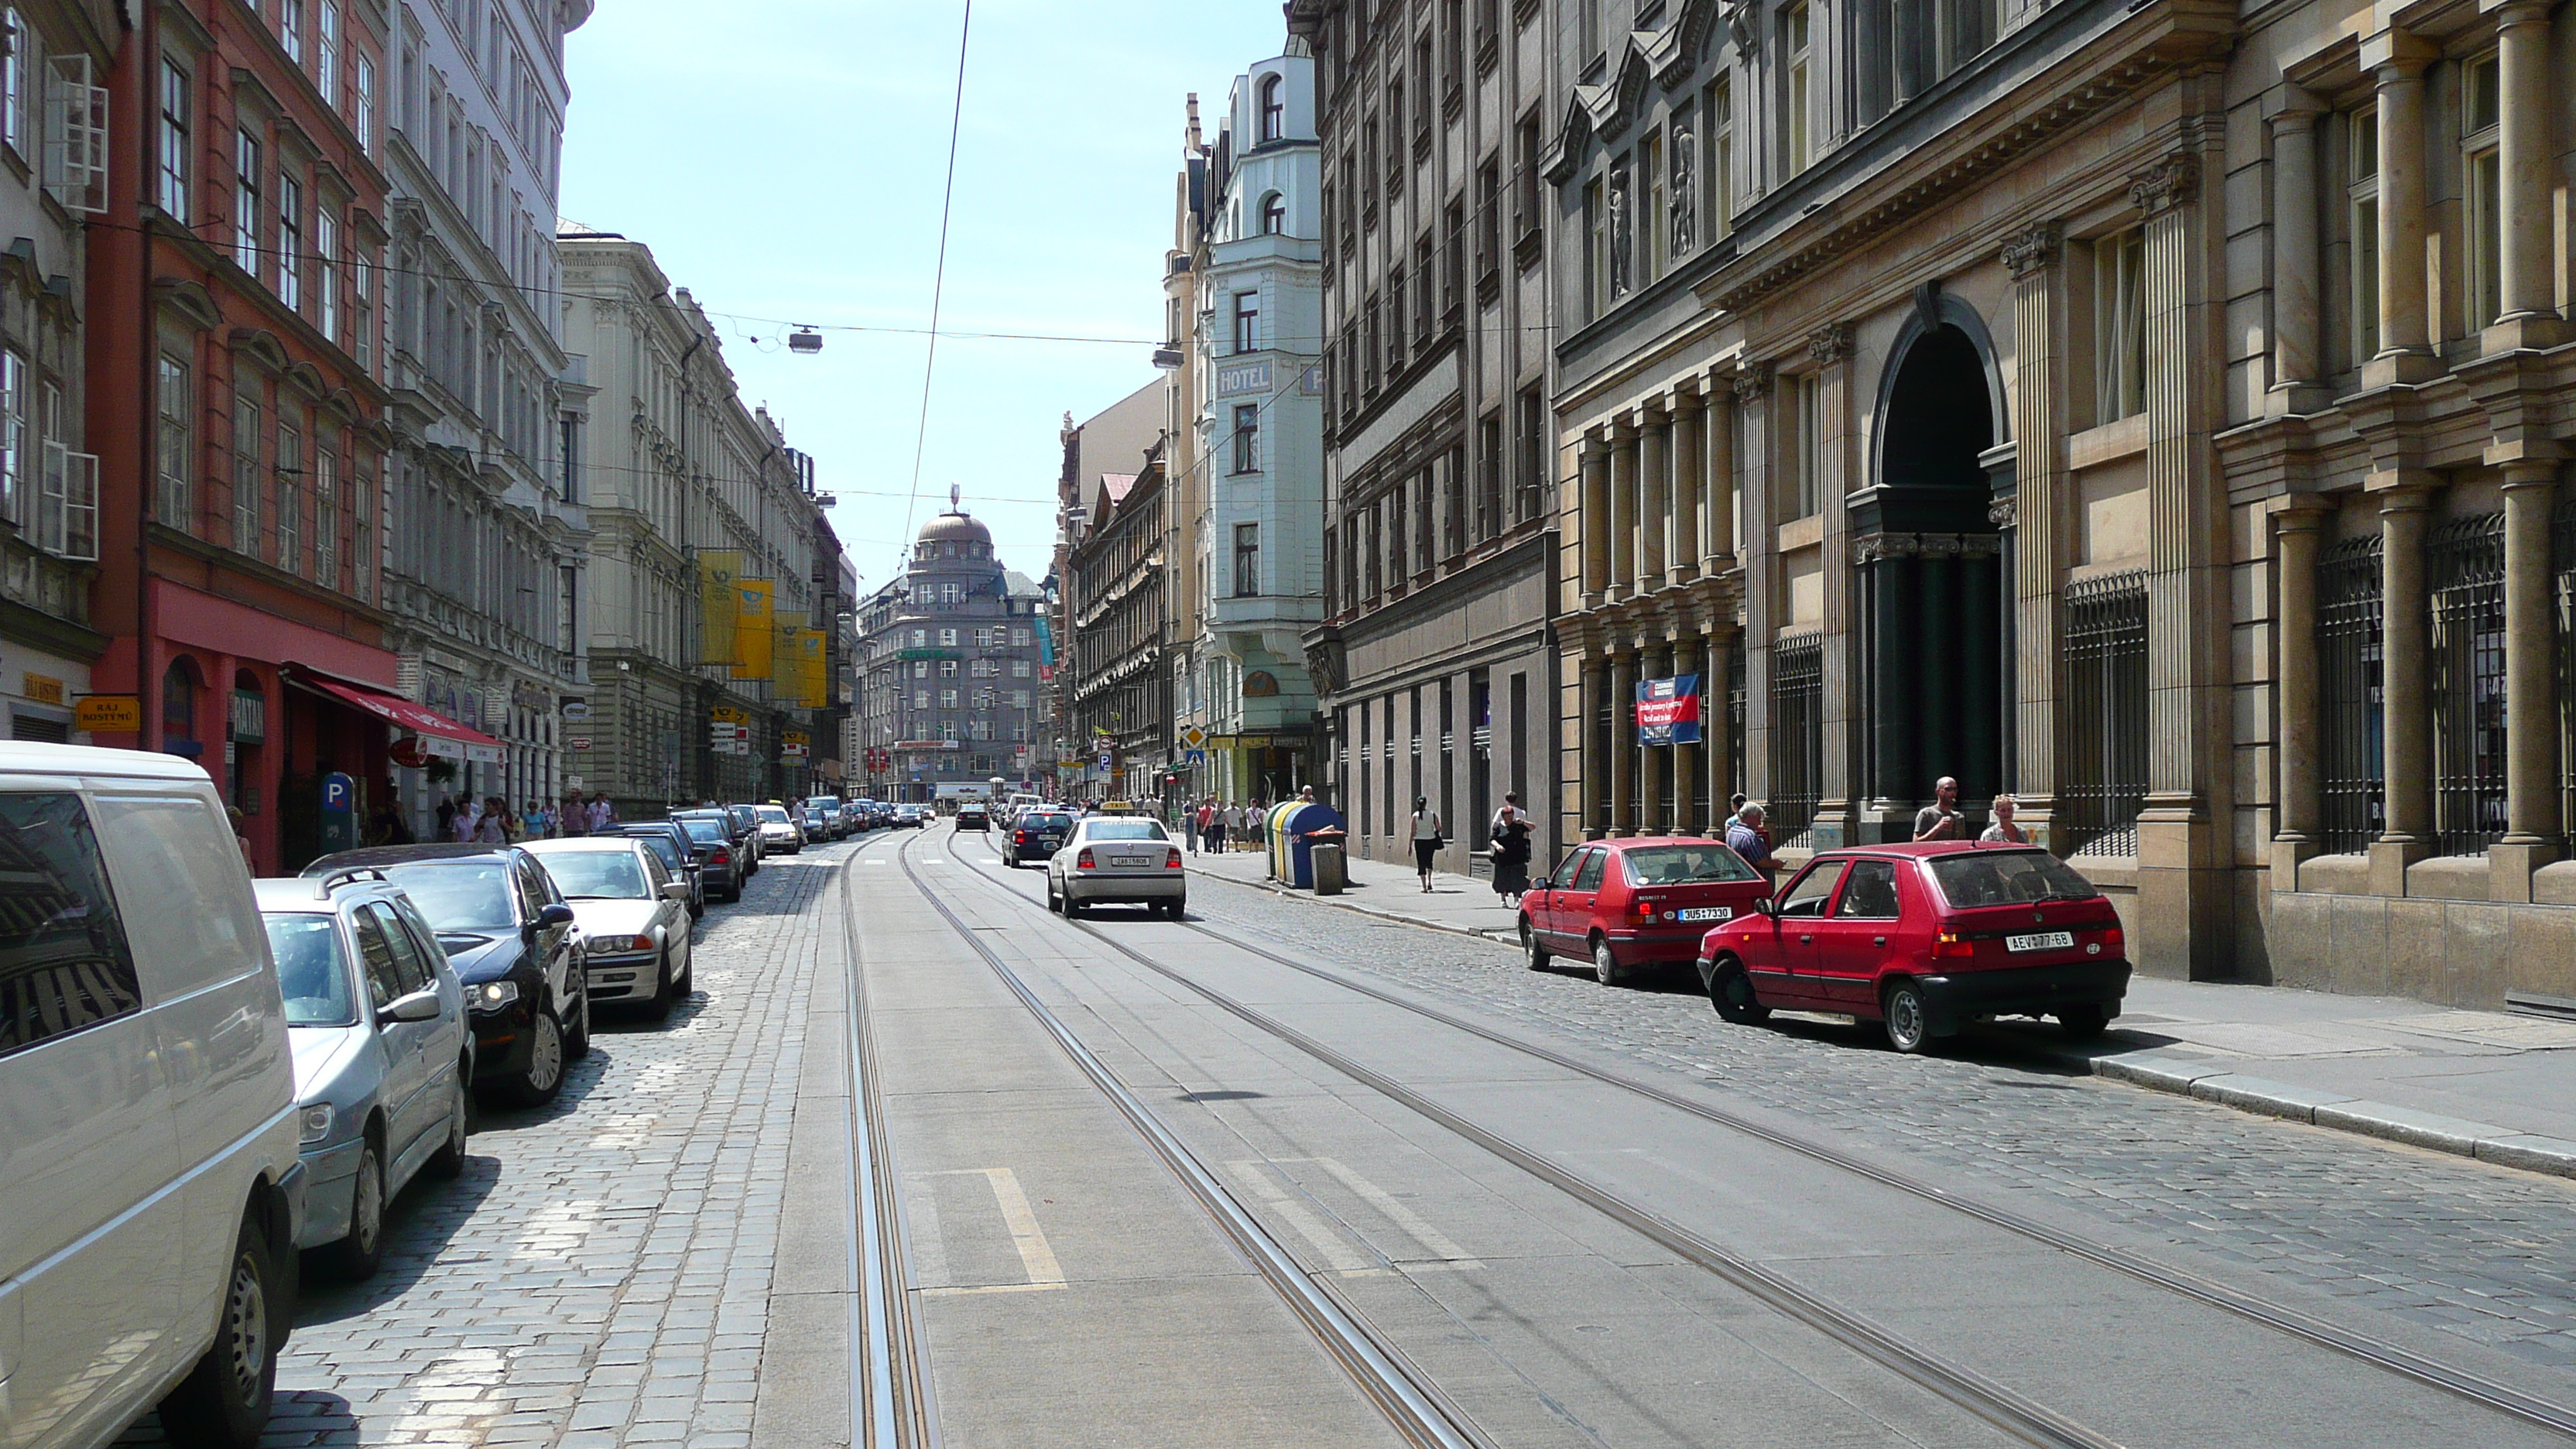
[303,843,588,1107]
[618,820,706,917]
[671,809,745,900]
[1008,809,1076,867]
[724,803,764,875]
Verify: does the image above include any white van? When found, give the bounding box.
[0,743,304,1449]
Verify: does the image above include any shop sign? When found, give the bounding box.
[1217,361,1272,396]
[1242,670,1279,697]
[74,695,141,731]
[560,697,591,721]
[22,673,63,706]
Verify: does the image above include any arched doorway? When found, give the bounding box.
[1854,317,2006,838]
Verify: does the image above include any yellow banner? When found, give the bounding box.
[731,579,773,678]
[769,610,803,694]
[793,628,827,707]
[697,552,743,665]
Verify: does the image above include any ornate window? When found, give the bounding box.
[2430,511,2506,855]
[2317,534,2386,853]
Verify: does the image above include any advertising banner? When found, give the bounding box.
[1635,673,1703,746]
[698,552,743,665]
[731,580,774,678]
[768,610,804,695]
[791,628,827,707]
[1035,614,1055,667]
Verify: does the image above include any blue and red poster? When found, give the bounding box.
[1636,674,1703,746]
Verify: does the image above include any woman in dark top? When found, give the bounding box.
[1488,792,1533,905]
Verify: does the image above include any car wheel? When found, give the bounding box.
[1708,958,1770,1025]
[509,1009,567,1106]
[156,1210,279,1449]
[564,981,593,1061]
[1882,982,1931,1053]
[1046,881,1061,913]
[1591,935,1627,988]
[647,950,676,1021]
[1522,920,1549,971]
[324,1136,387,1280]
[426,1064,471,1180]
[675,945,694,999]
[2056,1005,2110,1041]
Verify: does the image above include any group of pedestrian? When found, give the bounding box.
[1188,796,1267,855]
[1909,775,2029,844]
[425,790,618,845]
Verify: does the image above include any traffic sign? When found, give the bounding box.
[569,736,593,751]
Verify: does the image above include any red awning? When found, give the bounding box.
[300,676,508,764]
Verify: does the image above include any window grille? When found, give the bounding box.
[2430,510,2506,856]
[2317,533,2385,854]
[2060,572,2149,855]
[1769,634,1823,848]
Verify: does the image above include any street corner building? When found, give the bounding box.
[1533,0,2576,999]
[1290,0,1564,880]
[855,502,1048,804]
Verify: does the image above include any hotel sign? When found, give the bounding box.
[1217,361,1272,397]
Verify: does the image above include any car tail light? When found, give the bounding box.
[1166,849,1183,870]
[1932,930,1975,959]
[2098,925,2125,954]
[711,846,731,865]
[1016,831,1029,844]
[1630,896,1660,923]
[1077,848,1095,870]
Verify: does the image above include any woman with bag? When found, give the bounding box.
[1488,792,1532,906]
[1410,796,1444,892]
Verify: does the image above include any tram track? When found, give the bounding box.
[933,824,2576,1444]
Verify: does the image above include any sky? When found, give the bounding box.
[557,2,1293,594]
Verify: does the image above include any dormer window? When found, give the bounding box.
[1259,74,1284,142]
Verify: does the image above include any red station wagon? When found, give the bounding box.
[1520,838,1772,985]
[1694,841,2129,1052]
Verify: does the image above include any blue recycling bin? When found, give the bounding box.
[1268,801,1346,889]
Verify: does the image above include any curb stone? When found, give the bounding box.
[1194,862,2576,1185]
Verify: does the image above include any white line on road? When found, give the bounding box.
[910,1166,1067,1297]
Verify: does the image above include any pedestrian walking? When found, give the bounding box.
[1205,800,1228,855]
[1913,776,1963,841]
[1410,796,1445,892]
[1488,792,1533,905]
[228,806,256,875]
[474,796,510,844]
[1725,803,1783,886]
[587,793,613,834]
[434,793,457,840]
[1982,794,2029,844]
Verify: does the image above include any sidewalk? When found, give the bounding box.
[1185,845,2576,1181]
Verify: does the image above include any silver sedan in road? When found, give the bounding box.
[1046,817,1187,920]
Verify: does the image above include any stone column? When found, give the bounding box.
[2268,99,2325,408]
[2494,464,2561,899]
[1672,630,1700,834]
[2371,485,2435,896]
[1670,390,1702,588]
[2269,504,2330,888]
[1703,377,1736,572]
[2490,2,2565,348]
[1609,648,1638,835]
[2366,29,2437,383]
[1580,433,1612,604]
[1809,322,1855,850]
[1639,639,1669,833]
[1704,627,1735,822]
[1638,406,1668,585]
[1581,646,1612,838]
[2003,222,2064,841]
[1608,424,1636,600]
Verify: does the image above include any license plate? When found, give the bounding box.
[1109,853,1156,868]
[2006,930,2075,953]
[1675,906,1733,923]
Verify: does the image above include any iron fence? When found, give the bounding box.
[2317,533,2385,855]
[1770,635,1823,848]
[2430,511,2507,856]
[2061,571,2149,856]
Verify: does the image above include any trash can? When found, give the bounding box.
[1310,842,1347,896]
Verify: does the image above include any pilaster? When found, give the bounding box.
[2003,220,2065,848]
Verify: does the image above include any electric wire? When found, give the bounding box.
[896,1,977,566]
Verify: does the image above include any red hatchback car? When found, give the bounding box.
[1693,841,2129,1052]
[1520,837,1773,985]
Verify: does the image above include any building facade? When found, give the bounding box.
[1052,381,1163,797]
[1065,446,1173,801]
[557,231,831,814]
[1187,46,1329,805]
[851,503,1046,803]
[91,0,420,871]
[1290,0,1564,875]
[380,0,591,834]
[1540,0,2575,1001]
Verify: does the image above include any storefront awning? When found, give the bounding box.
[297,674,508,763]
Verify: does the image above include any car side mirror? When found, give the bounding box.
[379,988,442,1026]
[1753,897,1776,916]
[661,881,692,903]
[1530,875,1551,891]
[532,902,575,933]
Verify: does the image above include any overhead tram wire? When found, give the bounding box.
[896,0,976,577]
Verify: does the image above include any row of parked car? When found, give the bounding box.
[0,747,897,1449]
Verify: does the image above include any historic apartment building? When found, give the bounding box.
[852,503,1046,803]
[1052,380,1163,795]
[1065,442,1174,800]
[1289,0,1563,875]
[1185,47,1330,803]
[558,231,831,813]
[1541,0,2575,1000]
[380,0,592,832]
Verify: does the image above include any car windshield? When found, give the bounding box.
[540,849,652,900]
[268,913,356,1026]
[1620,844,1760,886]
[631,834,686,870]
[1084,821,1168,841]
[679,819,725,843]
[1929,850,2100,908]
[757,807,791,824]
[379,861,516,933]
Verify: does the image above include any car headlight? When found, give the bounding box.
[472,979,521,1012]
[298,1103,335,1145]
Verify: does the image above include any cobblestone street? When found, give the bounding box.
[112,850,842,1449]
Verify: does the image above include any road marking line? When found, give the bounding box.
[915,1166,1065,1290]
[1276,1156,1485,1269]
[1224,1160,1379,1273]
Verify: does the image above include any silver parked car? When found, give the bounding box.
[259,872,474,1280]
[524,838,697,1018]
[1046,817,1187,920]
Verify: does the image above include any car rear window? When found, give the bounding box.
[379,861,516,933]
[1619,844,1760,886]
[1026,814,1072,830]
[1928,850,2100,908]
[1085,821,1168,841]
[679,819,725,843]
[268,913,356,1026]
